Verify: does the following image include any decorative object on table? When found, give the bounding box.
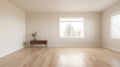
[31,32,37,40]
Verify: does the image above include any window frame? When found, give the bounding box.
[59,17,85,38]
[110,12,120,39]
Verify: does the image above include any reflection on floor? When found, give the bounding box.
[0,47,120,67]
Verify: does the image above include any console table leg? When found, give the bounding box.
[45,44,47,48]
[30,44,33,48]
[30,44,31,48]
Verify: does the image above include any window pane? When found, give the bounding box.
[60,18,84,38]
[111,14,120,39]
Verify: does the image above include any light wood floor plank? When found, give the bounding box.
[0,47,120,67]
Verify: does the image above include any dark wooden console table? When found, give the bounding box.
[30,40,47,48]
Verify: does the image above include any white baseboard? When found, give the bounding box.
[103,45,120,52]
[48,45,102,47]
[0,47,23,58]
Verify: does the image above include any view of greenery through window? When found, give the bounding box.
[60,18,84,38]
[111,14,120,39]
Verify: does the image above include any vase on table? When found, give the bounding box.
[31,32,37,40]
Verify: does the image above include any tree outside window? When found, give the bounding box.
[60,18,84,38]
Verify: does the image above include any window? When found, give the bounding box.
[111,13,120,39]
[59,18,84,38]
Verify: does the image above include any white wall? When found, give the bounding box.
[102,1,120,50]
[0,0,25,57]
[26,13,102,46]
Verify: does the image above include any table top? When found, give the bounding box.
[30,40,47,41]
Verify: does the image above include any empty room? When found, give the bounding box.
[0,0,120,67]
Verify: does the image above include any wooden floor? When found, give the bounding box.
[0,47,120,67]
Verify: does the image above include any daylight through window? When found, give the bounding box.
[111,13,120,39]
[60,18,84,38]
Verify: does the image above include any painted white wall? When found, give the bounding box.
[102,1,120,50]
[0,0,25,57]
[26,13,102,46]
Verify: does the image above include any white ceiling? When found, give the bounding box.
[9,0,119,12]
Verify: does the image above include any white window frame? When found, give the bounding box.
[59,17,85,38]
[110,13,120,39]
